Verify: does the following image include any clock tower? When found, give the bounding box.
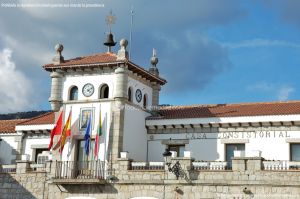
[44,37,166,163]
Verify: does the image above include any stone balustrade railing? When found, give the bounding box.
[192,161,229,170]
[0,164,16,173]
[131,161,164,170]
[263,160,300,170]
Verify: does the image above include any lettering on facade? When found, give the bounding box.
[185,131,291,140]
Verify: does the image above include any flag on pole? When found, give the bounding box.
[48,110,63,150]
[84,116,92,155]
[94,110,102,158]
[59,110,72,153]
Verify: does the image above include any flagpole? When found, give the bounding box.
[67,106,72,161]
[88,104,93,164]
[60,104,66,162]
[98,104,102,160]
[104,112,107,162]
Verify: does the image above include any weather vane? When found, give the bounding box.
[106,10,116,33]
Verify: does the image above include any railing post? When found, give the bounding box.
[16,160,31,174]
[232,157,263,171]
[232,158,246,171]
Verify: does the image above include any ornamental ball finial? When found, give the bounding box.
[120,39,128,48]
[55,44,64,53]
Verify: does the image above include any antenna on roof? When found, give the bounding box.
[129,6,134,60]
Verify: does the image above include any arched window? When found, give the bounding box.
[128,87,132,102]
[143,94,147,109]
[69,86,78,100]
[99,84,109,99]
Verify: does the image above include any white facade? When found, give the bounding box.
[123,104,150,161]
[146,115,300,162]
[0,134,18,164]
[56,66,156,162]
[127,76,153,108]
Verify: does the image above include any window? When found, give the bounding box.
[168,145,185,157]
[143,94,147,108]
[69,86,78,100]
[99,84,109,99]
[225,143,245,168]
[128,87,132,102]
[34,148,48,163]
[290,143,300,161]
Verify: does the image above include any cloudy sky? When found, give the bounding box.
[0,0,300,113]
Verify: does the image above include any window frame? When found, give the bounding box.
[99,84,109,99]
[168,144,185,157]
[290,143,300,161]
[143,94,147,109]
[69,86,78,101]
[128,87,132,102]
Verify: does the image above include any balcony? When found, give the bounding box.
[52,160,108,184]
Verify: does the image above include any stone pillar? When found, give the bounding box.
[151,83,161,107]
[16,160,31,174]
[109,65,128,163]
[246,157,263,171]
[232,157,263,171]
[49,71,63,111]
[232,158,246,171]
[117,158,132,171]
[114,65,128,100]
[14,133,24,162]
[110,100,126,163]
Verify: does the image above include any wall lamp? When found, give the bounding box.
[163,148,182,180]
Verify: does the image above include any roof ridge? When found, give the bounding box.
[70,52,117,59]
[159,100,300,110]
[18,111,53,125]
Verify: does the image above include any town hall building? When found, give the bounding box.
[1,30,300,198]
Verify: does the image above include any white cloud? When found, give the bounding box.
[248,82,295,101]
[223,39,300,49]
[277,86,294,101]
[0,48,33,113]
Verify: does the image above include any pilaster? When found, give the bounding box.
[49,71,64,111]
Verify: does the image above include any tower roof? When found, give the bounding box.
[43,52,167,85]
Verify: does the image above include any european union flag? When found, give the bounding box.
[84,117,91,155]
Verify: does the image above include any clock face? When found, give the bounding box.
[82,83,94,97]
[135,89,142,102]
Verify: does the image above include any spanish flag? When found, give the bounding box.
[48,110,63,150]
[59,110,72,153]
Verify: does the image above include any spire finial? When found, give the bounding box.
[150,48,158,67]
[149,48,159,76]
[104,10,117,52]
[106,10,116,33]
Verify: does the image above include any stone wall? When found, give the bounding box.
[1,158,300,199]
[0,172,47,199]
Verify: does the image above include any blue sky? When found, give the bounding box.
[0,0,300,112]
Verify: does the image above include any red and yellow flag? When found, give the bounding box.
[59,110,72,153]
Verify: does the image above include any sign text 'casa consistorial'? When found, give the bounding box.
[185,131,291,140]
